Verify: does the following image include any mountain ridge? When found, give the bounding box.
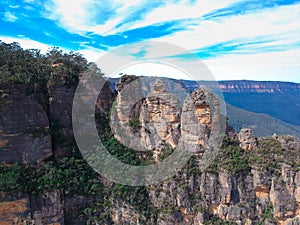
[180,79,300,93]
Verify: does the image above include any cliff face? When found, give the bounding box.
[218,81,300,93]
[181,80,300,94]
[0,84,52,164]
[147,165,300,225]
[0,75,300,225]
[148,161,300,225]
[49,67,114,158]
[0,68,113,164]
[110,76,220,162]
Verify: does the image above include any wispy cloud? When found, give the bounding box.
[3,11,17,22]
[44,0,169,36]
[8,4,20,9]
[166,34,300,60]
[203,0,300,20]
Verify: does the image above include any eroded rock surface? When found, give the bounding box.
[111,76,221,162]
[0,84,52,164]
[238,128,257,150]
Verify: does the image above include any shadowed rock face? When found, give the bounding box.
[48,67,114,158]
[0,84,52,164]
[30,190,65,225]
[0,70,114,163]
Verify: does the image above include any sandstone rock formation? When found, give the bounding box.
[30,190,64,225]
[111,76,222,162]
[145,162,300,225]
[0,192,31,225]
[139,79,181,160]
[110,199,146,224]
[238,128,257,150]
[0,190,64,225]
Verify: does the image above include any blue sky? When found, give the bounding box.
[1,0,300,82]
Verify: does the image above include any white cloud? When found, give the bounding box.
[116,62,193,80]
[94,2,300,82]
[41,0,300,44]
[157,3,300,51]
[45,0,94,33]
[78,46,106,62]
[45,0,151,35]
[111,0,240,34]
[90,0,243,35]
[0,36,53,53]
[44,0,242,35]
[204,49,300,82]
[3,12,18,22]
[106,49,300,82]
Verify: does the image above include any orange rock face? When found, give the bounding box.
[255,185,269,199]
[0,139,8,147]
[0,196,31,225]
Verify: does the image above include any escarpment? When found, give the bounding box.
[0,74,299,225]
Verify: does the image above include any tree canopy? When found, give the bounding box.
[0,40,91,90]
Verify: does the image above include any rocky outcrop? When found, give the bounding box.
[110,199,146,224]
[179,86,223,159]
[111,76,222,162]
[238,128,257,150]
[0,192,31,225]
[108,76,300,224]
[273,134,300,150]
[109,75,144,150]
[139,79,181,160]
[0,191,64,225]
[30,190,64,225]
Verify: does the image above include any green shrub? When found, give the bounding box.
[204,215,237,225]
[128,118,141,133]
